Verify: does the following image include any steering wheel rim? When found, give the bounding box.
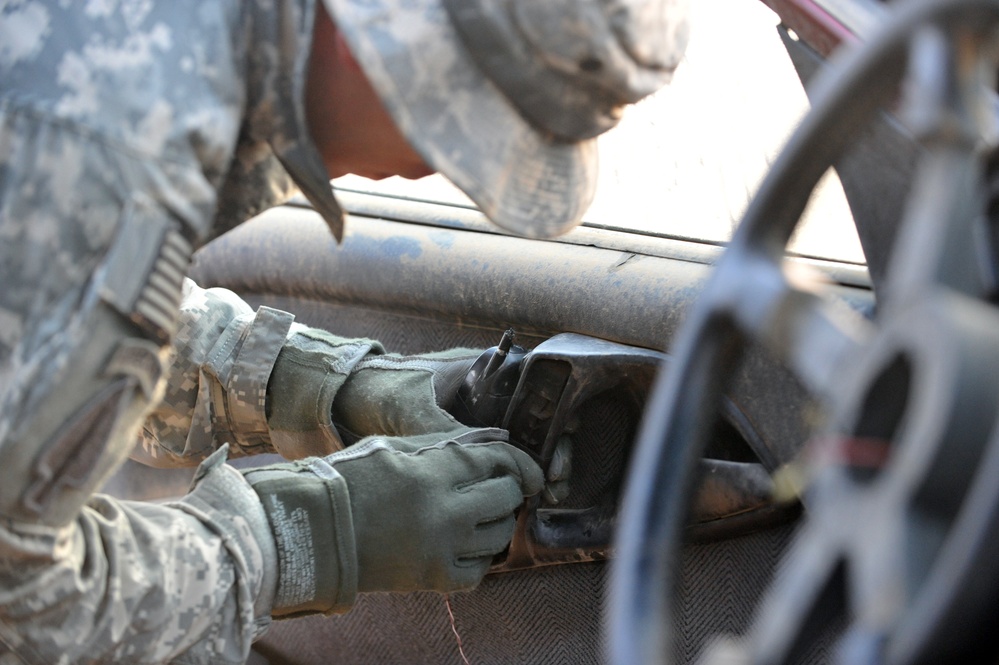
[608,1,999,663]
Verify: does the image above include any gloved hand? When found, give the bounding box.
[265,328,481,456]
[331,346,480,443]
[242,428,544,617]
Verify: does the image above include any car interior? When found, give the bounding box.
[101,0,999,662]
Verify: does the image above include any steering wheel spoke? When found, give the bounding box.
[707,249,874,402]
[776,289,873,405]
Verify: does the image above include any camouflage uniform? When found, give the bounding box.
[0,0,691,660]
[0,0,349,662]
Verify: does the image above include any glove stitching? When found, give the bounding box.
[355,353,479,372]
[476,511,516,527]
[325,438,397,463]
[453,474,494,493]
[455,551,498,565]
[327,343,373,375]
[407,439,460,457]
[454,432,511,446]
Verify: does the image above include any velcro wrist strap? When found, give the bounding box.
[242,461,358,617]
[204,306,294,456]
[226,307,295,451]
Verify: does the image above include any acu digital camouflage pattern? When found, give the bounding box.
[0,0,352,661]
[0,0,690,660]
[325,0,689,239]
[327,0,599,240]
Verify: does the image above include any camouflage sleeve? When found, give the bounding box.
[0,447,278,665]
[135,279,305,468]
[0,109,278,662]
[138,279,394,467]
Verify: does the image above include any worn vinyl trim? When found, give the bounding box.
[291,190,873,287]
[191,204,871,352]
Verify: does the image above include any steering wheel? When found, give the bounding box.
[609,0,999,663]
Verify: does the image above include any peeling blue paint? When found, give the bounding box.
[347,235,422,261]
[429,231,455,250]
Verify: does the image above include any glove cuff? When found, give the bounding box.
[176,446,279,627]
[242,459,358,617]
[266,329,384,458]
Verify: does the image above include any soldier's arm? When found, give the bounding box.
[137,277,487,468]
[135,278,391,467]
[0,115,279,663]
[134,278,299,467]
[0,456,278,665]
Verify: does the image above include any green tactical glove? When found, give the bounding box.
[265,328,480,456]
[242,428,544,618]
[331,346,481,443]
